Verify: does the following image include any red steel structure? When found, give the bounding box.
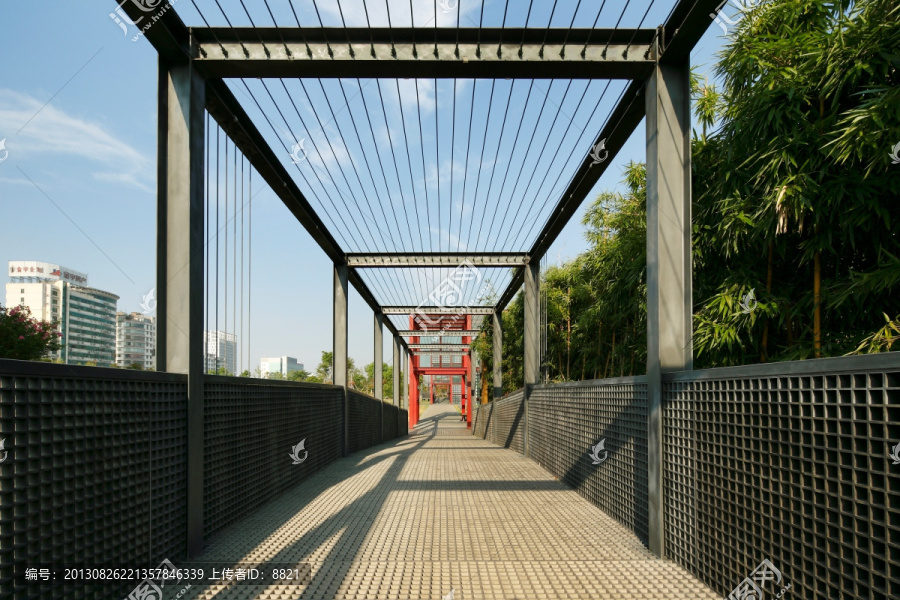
[407,314,473,429]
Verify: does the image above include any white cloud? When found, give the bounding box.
[0,89,151,192]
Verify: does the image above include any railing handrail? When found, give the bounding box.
[663,352,899,382]
[533,374,648,389]
[0,357,186,383]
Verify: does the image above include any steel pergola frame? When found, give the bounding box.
[129,0,721,559]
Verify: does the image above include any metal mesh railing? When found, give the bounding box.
[663,355,900,600]
[529,378,649,544]
[382,402,399,441]
[0,360,188,600]
[204,377,343,537]
[490,389,525,452]
[348,390,383,453]
[473,402,492,439]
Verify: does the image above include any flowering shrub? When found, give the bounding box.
[0,304,62,360]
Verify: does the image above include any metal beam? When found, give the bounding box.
[382,306,494,315]
[334,264,349,456]
[193,28,656,80]
[346,253,528,268]
[158,58,205,557]
[398,330,480,337]
[409,349,470,354]
[645,55,693,559]
[408,344,470,351]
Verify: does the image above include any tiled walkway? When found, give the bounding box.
[180,404,717,599]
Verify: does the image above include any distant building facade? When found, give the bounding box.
[260,356,304,379]
[6,261,118,366]
[204,330,237,374]
[115,312,156,370]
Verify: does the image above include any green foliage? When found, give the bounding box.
[0,304,62,361]
[485,0,898,379]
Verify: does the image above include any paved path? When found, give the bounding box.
[181,403,717,599]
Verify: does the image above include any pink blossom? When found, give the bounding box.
[18,335,24,340]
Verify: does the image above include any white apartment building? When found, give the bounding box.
[115,312,156,370]
[6,261,119,366]
[204,330,237,374]
[260,356,304,378]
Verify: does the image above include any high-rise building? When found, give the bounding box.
[204,330,237,374]
[260,356,304,378]
[5,261,119,366]
[115,312,156,370]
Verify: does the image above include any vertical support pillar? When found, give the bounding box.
[493,311,503,400]
[523,259,540,457]
[374,312,383,400]
[401,345,410,427]
[645,56,693,558]
[157,58,206,556]
[333,264,349,455]
[468,350,475,427]
[393,335,401,405]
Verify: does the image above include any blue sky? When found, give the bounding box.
[0,1,730,373]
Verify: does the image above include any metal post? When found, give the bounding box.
[393,335,401,406]
[523,259,540,456]
[401,346,409,427]
[493,311,503,400]
[334,264,349,455]
[374,312,384,400]
[157,58,206,556]
[645,55,692,559]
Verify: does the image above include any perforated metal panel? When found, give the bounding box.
[0,360,188,600]
[473,402,492,439]
[663,356,900,600]
[528,378,649,544]
[490,390,525,453]
[382,403,398,441]
[348,390,383,453]
[204,377,343,537]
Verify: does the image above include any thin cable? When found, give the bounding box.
[259,79,369,249]
[604,0,633,58]
[412,79,433,252]
[205,112,210,374]
[432,78,441,251]
[334,0,356,58]
[448,79,457,251]
[261,0,292,57]
[457,79,478,251]
[239,80,356,251]
[301,79,392,252]
[581,1,610,57]
[518,0,537,57]
[390,79,428,254]
[240,154,245,375]
[472,80,516,250]
[560,0,584,57]
[539,0,561,56]
[212,0,250,57]
[510,81,623,251]
[463,80,497,250]
[233,139,237,373]
[625,0,657,56]
[224,135,228,371]
[215,124,220,372]
[309,0,334,57]
[284,0,312,56]
[190,0,228,57]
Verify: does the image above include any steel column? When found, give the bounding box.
[645,55,693,558]
[334,264,349,455]
[493,311,503,400]
[523,260,540,457]
[157,58,206,556]
[393,335,401,405]
[374,312,384,400]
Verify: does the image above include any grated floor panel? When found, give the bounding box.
[174,404,717,600]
